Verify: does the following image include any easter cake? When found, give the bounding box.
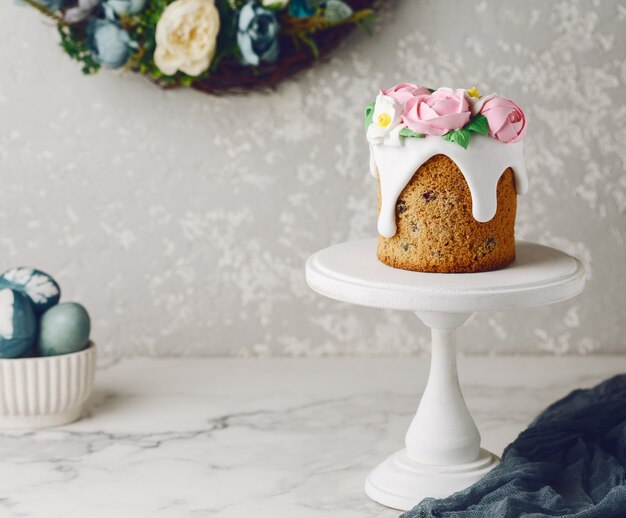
[365,84,528,273]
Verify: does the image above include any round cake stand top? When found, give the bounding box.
[306,239,585,313]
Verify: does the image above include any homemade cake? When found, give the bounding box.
[366,84,528,273]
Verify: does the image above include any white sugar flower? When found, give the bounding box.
[366,94,404,147]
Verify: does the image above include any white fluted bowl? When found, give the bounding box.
[0,343,96,429]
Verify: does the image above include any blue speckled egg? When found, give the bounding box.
[37,302,91,357]
[0,267,61,315]
[0,288,37,358]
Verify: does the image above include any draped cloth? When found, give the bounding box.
[402,375,626,518]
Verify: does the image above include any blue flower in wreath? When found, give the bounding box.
[104,0,147,17]
[237,2,280,66]
[288,0,315,18]
[87,19,134,69]
[324,0,352,23]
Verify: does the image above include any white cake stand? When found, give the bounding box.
[305,239,585,511]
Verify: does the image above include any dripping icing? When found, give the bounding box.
[369,145,378,178]
[372,135,528,238]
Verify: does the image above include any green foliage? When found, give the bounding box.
[213,0,242,65]
[399,128,425,138]
[364,100,375,130]
[58,25,100,75]
[297,32,320,59]
[466,114,489,136]
[129,0,172,81]
[352,10,375,36]
[443,128,472,149]
[283,7,376,60]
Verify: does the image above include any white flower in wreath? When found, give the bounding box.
[261,0,290,8]
[154,0,221,77]
[366,93,404,147]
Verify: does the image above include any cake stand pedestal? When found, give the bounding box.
[305,239,585,511]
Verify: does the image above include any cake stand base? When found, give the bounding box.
[365,448,499,511]
[306,239,585,510]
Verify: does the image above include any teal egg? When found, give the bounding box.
[0,288,37,358]
[37,302,91,357]
[0,267,61,315]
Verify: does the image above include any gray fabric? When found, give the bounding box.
[402,375,626,518]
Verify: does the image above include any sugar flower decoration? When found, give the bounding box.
[402,87,471,137]
[479,96,527,143]
[467,86,480,98]
[383,83,430,105]
[366,94,404,147]
[365,84,526,149]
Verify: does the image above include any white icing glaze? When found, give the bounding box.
[371,135,528,238]
[369,146,378,178]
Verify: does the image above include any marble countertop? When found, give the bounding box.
[1,356,625,518]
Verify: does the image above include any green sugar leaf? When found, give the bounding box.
[364,100,376,131]
[443,128,471,149]
[399,128,425,138]
[466,114,489,136]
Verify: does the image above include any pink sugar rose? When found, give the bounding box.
[479,96,527,143]
[402,87,471,136]
[382,83,430,105]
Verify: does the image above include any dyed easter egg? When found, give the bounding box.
[0,267,61,315]
[38,303,91,357]
[0,288,37,358]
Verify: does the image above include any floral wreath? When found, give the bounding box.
[21,0,377,94]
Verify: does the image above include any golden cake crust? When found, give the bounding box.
[377,154,517,273]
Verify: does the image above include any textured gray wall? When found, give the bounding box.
[0,0,624,356]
